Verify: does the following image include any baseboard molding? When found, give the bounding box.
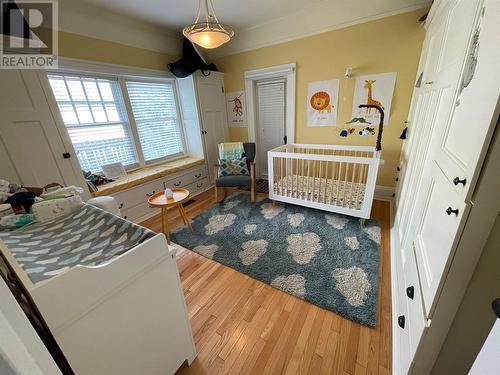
[374,185,395,201]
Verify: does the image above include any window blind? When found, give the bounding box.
[256,79,286,172]
[126,81,183,163]
[48,74,137,172]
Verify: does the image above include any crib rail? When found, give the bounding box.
[268,144,381,218]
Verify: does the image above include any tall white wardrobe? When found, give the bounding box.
[178,70,229,185]
[392,0,500,374]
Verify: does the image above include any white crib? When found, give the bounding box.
[268,144,381,219]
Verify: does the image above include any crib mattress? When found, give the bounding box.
[0,204,155,284]
[274,175,367,210]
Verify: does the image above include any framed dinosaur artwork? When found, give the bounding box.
[307,79,339,127]
[351,72,397,124]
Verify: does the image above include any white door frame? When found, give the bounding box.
[245,63,296,145]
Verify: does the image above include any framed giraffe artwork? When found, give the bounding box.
[351,72,397,125]
[307,79,339,127]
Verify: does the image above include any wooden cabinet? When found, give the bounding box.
[393,0,500,373]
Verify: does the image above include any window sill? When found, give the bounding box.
[91,157,205,196]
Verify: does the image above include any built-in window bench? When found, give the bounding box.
[92,157,210,223]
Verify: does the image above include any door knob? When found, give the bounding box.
[446,207,459,216]
[453,177,467,186]
[406,286,414,300]
[398,315,405,329]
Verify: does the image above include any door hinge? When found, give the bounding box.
[222,87,224,93]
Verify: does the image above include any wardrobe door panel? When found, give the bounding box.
[413,162,468,317]
[435,0,500,201]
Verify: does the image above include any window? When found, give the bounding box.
[48,73,184,172]
[126,81,183,163]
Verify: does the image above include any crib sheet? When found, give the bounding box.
[274,175,367,209]
[0,204,155,284]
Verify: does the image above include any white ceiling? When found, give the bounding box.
[79,0,327,31]
[60,0,431,57]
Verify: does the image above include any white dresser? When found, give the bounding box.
[105,163,210,223]
[392,0,500,373]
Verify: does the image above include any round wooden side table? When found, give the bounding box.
[148,188,192,244]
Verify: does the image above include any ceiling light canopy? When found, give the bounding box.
[182,0,234,49]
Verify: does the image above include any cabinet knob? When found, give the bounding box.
[395,177,399,182]
[397,167,401,171]
[173,181,182,187]
[146,191,156,197]
[406,286,414,300]
[424,81,435,85]
[453,177,467,186]
[202,130,207,135]
[62,152,71,159]
[398,315,405,329]
[446,207,459,216]
[195,173,202,178]
[123,216,128,220]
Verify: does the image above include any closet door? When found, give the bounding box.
[395,13,448,254]
[433,0,499,202]
[195,73,228,184]
[0,70,87,193]
[409,0,485,317]
[256,79,286,177]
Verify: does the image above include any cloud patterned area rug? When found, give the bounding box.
[171,193,381,327]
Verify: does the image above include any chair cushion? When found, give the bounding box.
[218,157,249,177]
[216,175,251,187]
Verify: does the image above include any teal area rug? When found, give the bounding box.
[171,193,381,327]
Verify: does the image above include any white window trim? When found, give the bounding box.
[41,57,188,171]
[244,63,296,144]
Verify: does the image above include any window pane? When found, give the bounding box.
[91,103,107,123]
[126,81,183,162]
[48,74,137,172]
[57,103,78,124]
[48,78,70,101]
[82,79,101,101]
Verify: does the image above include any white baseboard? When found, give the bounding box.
[374,185,395,201]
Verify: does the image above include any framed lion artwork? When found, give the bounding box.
[307,79,339,127]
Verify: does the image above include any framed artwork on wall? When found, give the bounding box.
[307,79,339,127]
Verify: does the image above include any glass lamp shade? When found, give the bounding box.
[183,22,234,49]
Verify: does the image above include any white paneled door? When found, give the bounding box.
[0,70,87,196]
[195,73,228,184]
[256,79,286,178]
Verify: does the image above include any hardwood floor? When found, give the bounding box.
[141,188,392,375]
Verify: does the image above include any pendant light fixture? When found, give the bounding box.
[182,0,234,49]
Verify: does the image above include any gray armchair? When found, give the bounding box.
[214,143,256,202]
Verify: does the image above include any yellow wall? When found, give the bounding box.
[216,10,426,187]
[58,31,177,70]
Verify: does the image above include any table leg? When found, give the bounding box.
[162,207,170,244]
[178,204,193,231]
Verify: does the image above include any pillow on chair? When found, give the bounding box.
[218,157,249,177]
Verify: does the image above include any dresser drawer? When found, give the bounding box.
[121,201,159,223]
[163,166,208,189]
[112,180,163,211]
[185,177,209,196]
